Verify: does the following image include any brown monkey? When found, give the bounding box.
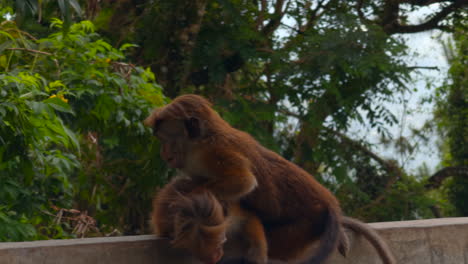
[145,94,395,264]
[152,183,393,264]
[151,177,268,264]
[152,179,393,263]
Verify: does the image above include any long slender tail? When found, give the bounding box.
[342,216,396,264]
[303,207,340,264]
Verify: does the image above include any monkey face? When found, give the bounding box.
[159,139,186,169]
[191,234,226,264]
[195,246,224,264]
[153,119,190,169]
[144,95,210,170]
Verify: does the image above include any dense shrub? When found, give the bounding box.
[0,19,165,240]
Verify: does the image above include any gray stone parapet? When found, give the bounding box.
[1,217,467,264]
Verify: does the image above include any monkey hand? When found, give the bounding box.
[245,245,268,264]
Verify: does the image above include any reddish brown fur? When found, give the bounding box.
[146,94,394,263]
[152,178,227,264]
[146,94,340,263]
[152,177,268,264]
[223,203,268,264]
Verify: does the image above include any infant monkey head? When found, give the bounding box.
[168,188,227,264]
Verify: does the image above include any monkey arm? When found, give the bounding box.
[223,204,268,264]
[200,149,258,202]
[151,182,176,238]
[241,209,268,263]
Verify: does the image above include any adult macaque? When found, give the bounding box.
[151,179,394,264]
[151,177,268,264]
[152,178,394,264]
[145,94,395,264]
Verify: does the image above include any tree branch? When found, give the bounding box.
[407,66,440,71]
[425,166,468,189]
[386,0,467,34]
[357,0,465,34]
[8,47,53,56]
[256,0,268,29]
[299,0,331,32]
[261,0,289,36]
[430,205,443,218]
[279,107,301,119]
[356,0,373,24]
[399,0,456,6]
[7,48,60,76]
[331,130,404,212]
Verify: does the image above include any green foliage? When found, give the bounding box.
[436,24,468,216]
[10,0,82,34]
[0,19,165,240]
[350,175,436,221]
[1,0,466,236]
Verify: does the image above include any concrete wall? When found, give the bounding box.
[1,217,467,264]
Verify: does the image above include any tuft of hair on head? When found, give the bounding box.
[172,94,213,109]
[170,189,227,248]
[144,94,212,124]
[143,94,228,135]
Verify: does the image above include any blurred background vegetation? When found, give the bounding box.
[0,0,466,241]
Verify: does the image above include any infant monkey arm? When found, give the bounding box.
[200,149,258,202]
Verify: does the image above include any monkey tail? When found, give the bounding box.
[342,216,396,264]
[304,207,341,264]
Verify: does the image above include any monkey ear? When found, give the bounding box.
[184,117,201,139]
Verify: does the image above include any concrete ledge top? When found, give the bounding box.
[3,217,466,249]
[369,217,468,229]
[0,235,163,250]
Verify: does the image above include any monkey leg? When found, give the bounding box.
[243,212,268,264]
[265,219,323,261]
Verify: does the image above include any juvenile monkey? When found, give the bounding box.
[145,94,395,264]
[151,177,268,264]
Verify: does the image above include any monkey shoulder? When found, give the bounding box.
[190,146,252,174]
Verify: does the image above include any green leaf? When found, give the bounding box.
[0,30,14,41]
[44,97,73,114]
[79,20,95,33]
[50,18,63,29]
[119,43,139,52]
[0,55,8,69]
[68,0,82,16]
[48,80,66,90]
[22,160,34,186]
[63,126,79,150]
